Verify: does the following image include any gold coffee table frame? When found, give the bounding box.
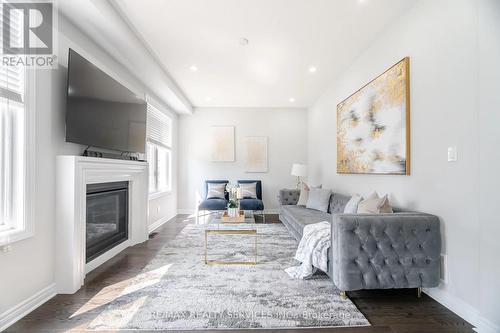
[204,228,257,265]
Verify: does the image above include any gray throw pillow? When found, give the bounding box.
[240,182,257,199]
[306,188,332,212]
[344,194,363,214]
[297,183,322,206]
[206,183,226,199]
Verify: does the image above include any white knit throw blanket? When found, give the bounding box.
[285,221,331,279]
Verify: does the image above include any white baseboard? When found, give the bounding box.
[148,214,174,233]
[423,288,500,333]
[0,283,56,332]
[475,316,500,333]
[423,288,479,328]
[177,209,195,215]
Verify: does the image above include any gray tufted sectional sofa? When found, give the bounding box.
[278,189,441,296]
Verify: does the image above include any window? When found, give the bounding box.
[0,6,34,245]
[147,103,172,196]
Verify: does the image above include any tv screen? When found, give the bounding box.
[65,49,147,154]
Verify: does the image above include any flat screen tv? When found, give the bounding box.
[65,48,147,154]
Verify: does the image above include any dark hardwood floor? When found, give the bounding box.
[6,214,474,333]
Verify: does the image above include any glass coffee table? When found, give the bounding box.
[204,213,257,265]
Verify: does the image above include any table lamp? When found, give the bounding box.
[291,164,307,189]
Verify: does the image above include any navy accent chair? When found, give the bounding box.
[197,180,229,222]
[237,180,265,222]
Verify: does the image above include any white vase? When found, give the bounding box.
[228,208,238,217]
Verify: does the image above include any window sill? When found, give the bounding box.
[0,227,34,247]
[149,190,173,200]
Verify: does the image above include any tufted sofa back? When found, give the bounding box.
[331,213,441,291]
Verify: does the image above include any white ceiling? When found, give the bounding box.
[115,0,416,108]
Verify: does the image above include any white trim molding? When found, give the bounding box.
[148,214,175,234]
[424,288,500,333]
[475,316,500,333]
[0,283,56,332]
[55,156,149,294]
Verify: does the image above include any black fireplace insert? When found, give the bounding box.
[86,181,129,263]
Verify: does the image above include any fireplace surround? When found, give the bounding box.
[56,156,148,294]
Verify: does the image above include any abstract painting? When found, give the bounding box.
[243,136,268,173]
[337,57,410,175]
[210,126,235,162]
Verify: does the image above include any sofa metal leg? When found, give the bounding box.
[340,291,347,300]
[262,211,266,224]
[417,287,422,298]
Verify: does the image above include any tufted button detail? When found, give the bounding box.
[419,244,423,249]
[426,258,431,264]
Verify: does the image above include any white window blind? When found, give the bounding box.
[147,104,172,148]
[147,104,172,195]
[0,5,25,232]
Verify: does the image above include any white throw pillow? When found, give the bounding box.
[344,194,363,214]
[306,188,332,213]
[297,183,322,206]
[206,183,226,199]
[240,182,257,199]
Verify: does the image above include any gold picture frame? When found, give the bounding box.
[337,57,410,175]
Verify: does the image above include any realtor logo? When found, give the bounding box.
[3,2,53,54]
[1,1,57,68]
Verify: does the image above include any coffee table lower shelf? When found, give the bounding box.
[204,228,257,265]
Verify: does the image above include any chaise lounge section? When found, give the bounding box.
[278,189,441,295]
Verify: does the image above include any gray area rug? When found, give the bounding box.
[88,223,369,330]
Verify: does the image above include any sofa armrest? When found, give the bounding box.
[331,213,441,292]
[278,189,300,206]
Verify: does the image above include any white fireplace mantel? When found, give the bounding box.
[55,156,149,294]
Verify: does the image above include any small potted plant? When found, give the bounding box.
[228,199,239,218]
[227,184,240,217]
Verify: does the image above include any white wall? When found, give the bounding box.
[178,107,307,213]
[478,0,500,331]
[308,0,499,330]
[0,14,178,319]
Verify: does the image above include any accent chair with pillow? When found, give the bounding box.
[197,180,229,222]
[238,180,265,222]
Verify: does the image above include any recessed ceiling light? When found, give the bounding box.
[309,66,317,73]
[189,65,198,72]
[239,37,249,46]
[205,97,212,102]
[289,97,296,103]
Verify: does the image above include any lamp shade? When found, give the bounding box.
[291,164,308,177]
